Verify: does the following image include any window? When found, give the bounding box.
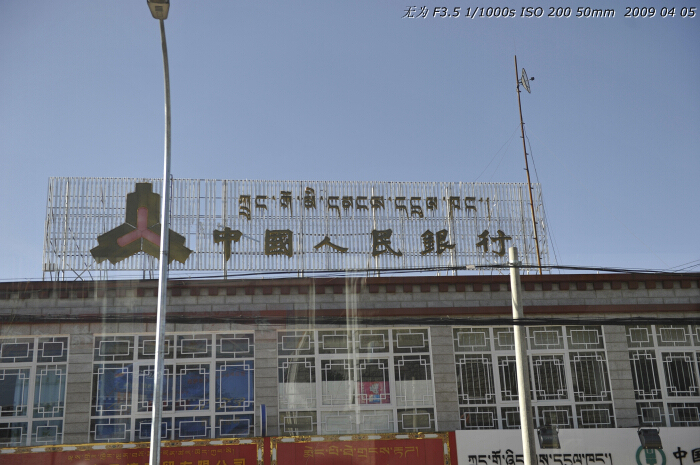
[0,336,69,446]
[277,328,436,436]
[90,333,254,443]
[627,325,700,427]
[454,326,615,430]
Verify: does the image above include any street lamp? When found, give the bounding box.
[147,0,170,20]
[638,428,663,449]
[146,1,172,465]
[537,425,561,449]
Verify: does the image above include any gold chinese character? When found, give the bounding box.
[436,229,455,254]
[313,235,348,253]
[421,229,455,255]
[420,230,435,255]
[265,229,293,257]
[371,229,402,257]
[490,229,512,257]
[213,227,242,262]
[342,196,353,211]
[477,229,490,252]
[476,229,511,257]
[426,197,437,211]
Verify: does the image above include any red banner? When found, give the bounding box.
[0,442,259,465]
[271,433,453,465]
[0,433,456,465]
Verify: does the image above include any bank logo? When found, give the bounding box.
[90,183,192,265]
[636,446,666,465]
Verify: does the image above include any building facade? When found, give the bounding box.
[0,273,698,462]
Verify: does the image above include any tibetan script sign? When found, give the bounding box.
[43,178,548,277]
[270,433,454,465]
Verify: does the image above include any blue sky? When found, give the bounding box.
[1,1,698,280]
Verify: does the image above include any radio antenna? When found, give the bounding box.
[514,55,543,274]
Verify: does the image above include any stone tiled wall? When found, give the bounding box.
[255,328,280,437]
[430,325,460,432]
[602,325,637,428]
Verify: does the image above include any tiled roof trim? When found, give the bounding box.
[0,274,697,301]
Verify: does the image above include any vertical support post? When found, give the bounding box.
[509,246,537,465]
[150,17,172,465]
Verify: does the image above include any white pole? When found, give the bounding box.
[149,17,172,465]
[509,247,537,465]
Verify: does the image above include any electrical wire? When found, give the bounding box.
[667,258,700,273]
[473,125,520,182]
[524,131,562,270]
[3,260,699,284]
[1,313,697,327]
[524,128,670,268]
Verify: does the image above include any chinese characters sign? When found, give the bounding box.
[44,178,548,276]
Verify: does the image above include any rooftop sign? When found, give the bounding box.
[43,178,548,278]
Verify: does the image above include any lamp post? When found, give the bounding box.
[146,2,171,465]
[508,247,538,465]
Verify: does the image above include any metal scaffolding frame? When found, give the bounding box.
[43,178,549,280]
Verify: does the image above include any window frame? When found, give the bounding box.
[453,325,616,430]
[276,328,438,436]
[627,324,700,427]
[89,332,255,443]
[0,335,69,447]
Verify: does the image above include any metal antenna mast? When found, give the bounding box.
[514,55,543,275]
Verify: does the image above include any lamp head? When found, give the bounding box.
[638,428,663,449]
[537,425,561,449]
[147,0,170,20]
